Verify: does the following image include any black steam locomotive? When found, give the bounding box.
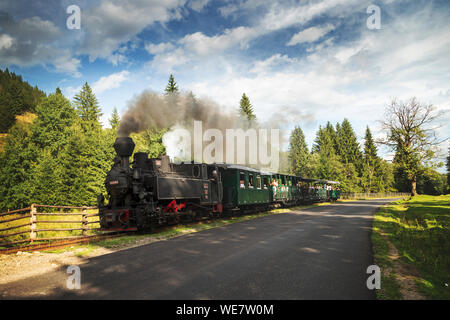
[98,137,340,231]
[98,137,224,231]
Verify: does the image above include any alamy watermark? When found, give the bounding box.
[66,5,81,30]
[366,265,381,289]
[366,5,381,30]
[66,265,81,289]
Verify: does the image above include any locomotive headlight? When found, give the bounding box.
[139,191,146,200]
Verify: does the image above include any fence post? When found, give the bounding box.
[82,207,87,237]
[30,204,37,243]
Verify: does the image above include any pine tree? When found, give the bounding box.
[0,119,35,209]
[31,93,77,154]
[0,93,77,209]
[165,74,179,94]
[109,107,120,129]
[312,125,335,157]
[364,126,378,164]
[447,147,450,193]
[239,93,256,122]
[288,126,310,177]
[362,126,382,192]
[337,119,362,165]
[73,82,102,124]
[0,68,45,133]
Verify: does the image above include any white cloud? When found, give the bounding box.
[145,42,175,54]
[92,70,130,94]
[179,26,257,55]
[260,0,360,32]
[0,14,81,75]
[187,0,209,12]
[149,0,364,71]
[287,24,335,46]
[0,34,15,50]
[250,54,298,75]
[79,0,188,61]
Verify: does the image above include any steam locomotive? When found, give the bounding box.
[97,137,340,231]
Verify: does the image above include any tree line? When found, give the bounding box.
[0,71,447,210]
[0,73,180,210]
[288,100,448,195]
[0,68,46,133]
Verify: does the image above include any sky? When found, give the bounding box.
[0,0,449,166]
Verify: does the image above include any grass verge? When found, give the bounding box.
[372,194,449,300]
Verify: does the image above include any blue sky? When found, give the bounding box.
[0,0,449,165]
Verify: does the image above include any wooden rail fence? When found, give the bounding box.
[0,204,103,248]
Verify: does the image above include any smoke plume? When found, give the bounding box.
[118,91,314,172]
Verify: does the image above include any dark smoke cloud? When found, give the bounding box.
[118,91,315,137]
[118,91,249,137]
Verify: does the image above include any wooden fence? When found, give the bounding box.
[340,192,410,200]
[0,204,102,248]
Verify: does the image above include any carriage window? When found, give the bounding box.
[240,172,245,188]
[256,175,261,189]
[263,177,268,189]
[248,174,254,188]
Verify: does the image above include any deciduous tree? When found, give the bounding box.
[378,97,443,196]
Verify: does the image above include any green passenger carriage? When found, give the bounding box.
[221,165,271,213]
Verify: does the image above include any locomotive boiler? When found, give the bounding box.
[98,137,223,231]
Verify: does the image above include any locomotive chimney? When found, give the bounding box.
[113,137,135,167]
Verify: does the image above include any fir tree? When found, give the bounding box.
[239,93,256,121]
[447,147,450,192]
[109,107,120,130]
[0,93,77,208]
[288,126,310,177]
[362,126,382,192]
[337,119,362,165]
[31,93,77,155]
[165,74,179,94]
[73,82,102,124]
[364,126,378,164]
[312,125,335,157]
[0,68,45,133]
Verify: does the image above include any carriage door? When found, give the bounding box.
[209,166,221,203]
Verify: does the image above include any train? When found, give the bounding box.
[97,137,341,231]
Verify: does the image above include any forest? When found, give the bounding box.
[0,69,448,211]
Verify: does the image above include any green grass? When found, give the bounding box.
[372,195,450,300]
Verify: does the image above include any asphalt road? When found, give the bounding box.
[1,199,395,299]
